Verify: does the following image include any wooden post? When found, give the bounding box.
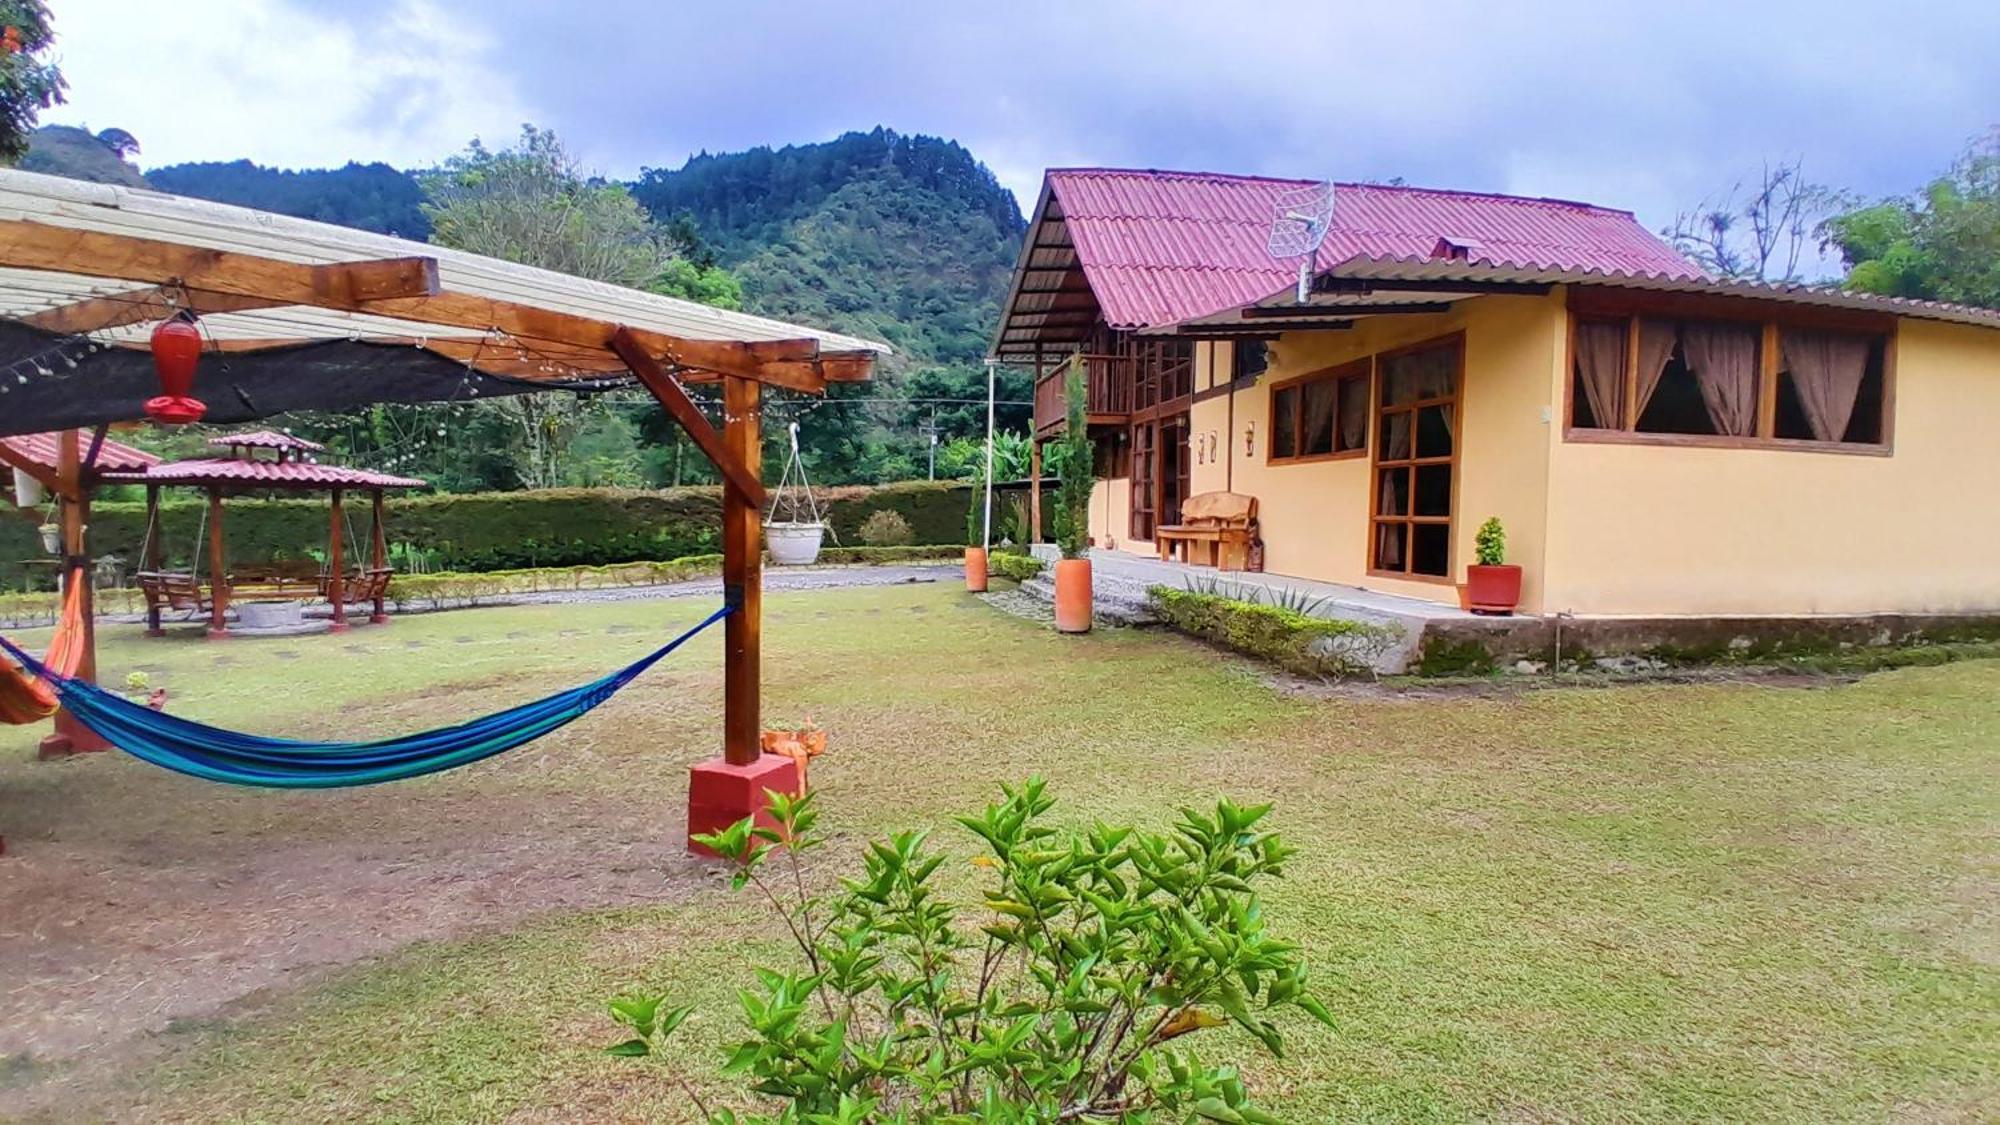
[1029,438,1043,545]
[722,375,763,766]
[327,488,348,631]
[370,489,389,624]
[143,483,163,636]
[207,488,228,638]
[38,430,111,758]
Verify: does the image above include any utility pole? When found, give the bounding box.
[924,406,939,481]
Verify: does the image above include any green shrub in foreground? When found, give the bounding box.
[608,779,1333,1122]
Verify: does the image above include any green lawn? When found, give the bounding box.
[3,582,1997,1122]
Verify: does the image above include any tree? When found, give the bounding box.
[94,126,138,160]
[0,1,64,163]
[1823,129,2000,310]
[419,126,738,488]
[1665,158,1848,282]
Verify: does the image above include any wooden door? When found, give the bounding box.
[1129,420,1157,541]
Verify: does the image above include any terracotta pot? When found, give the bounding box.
[1053,558,1092,634]
[1466,564,1522,615]
[964,547,988,592]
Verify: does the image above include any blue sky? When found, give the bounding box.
[45,0,2000,243]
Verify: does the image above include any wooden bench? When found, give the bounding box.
[1155,492,1259,571]
[137,571,211,619]
[228,561,326,602]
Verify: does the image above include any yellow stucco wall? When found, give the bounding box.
[1083,298,1999,617]
[1542,317,2000,616]
[1186,295,1563,611]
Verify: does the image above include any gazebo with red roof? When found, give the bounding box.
[103,432,427,638]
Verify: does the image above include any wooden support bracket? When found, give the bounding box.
[610,327,768,508]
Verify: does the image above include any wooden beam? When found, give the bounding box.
[23,287,295,334]
[143,483,163,636]
[0,219,859,392]
[370,489,389,624]
[611,327,767,507]
[721,375,763,766]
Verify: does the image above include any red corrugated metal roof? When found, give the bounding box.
[102,458,426,490]
[1,431,160,475]
[208,430,327,453]
[1043,169,1706,330]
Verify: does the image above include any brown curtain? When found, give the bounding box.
[1634,320,1677,426]
[1782,328,1872,442]
[1679,321,1760,436]
[1573,320,1626,428]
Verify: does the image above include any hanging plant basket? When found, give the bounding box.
[764,421,830,566]
[766,521,826,566]
[38,523,61,555]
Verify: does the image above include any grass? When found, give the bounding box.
[3,583,1997,1122]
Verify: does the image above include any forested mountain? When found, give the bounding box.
[633,128,1027,367]
[145,159,432,238]
[20,124,146,186]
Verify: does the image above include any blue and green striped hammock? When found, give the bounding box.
[0,604,730,789]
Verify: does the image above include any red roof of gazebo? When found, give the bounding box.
[207,430,327,453]
[0,431,160,475]
[102,459,426,490]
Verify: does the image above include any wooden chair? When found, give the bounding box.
[137,570,211,620]
[230,560,324,601]
[344,567,394,607]
[1155,492,1259,571]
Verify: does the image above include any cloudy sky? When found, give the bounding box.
[43,0,2000,240]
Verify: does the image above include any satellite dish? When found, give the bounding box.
[1267,181,1335,303]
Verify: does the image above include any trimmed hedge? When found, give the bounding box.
[988,552,1045,581]
[0,481,975,589]
[1147,586,1402,679]
[0,545,963,626]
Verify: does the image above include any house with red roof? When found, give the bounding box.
[993,168,2000,618]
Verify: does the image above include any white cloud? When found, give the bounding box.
[46,0,532,171]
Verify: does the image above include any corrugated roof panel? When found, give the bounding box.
[1037,168,1706,331]
[104,458,426,490]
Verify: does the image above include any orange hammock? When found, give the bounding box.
[0,582,86,725]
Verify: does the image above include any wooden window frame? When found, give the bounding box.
[1368,332,1464,584]
[1266,359,1371,466]
[1562,290,1897,458]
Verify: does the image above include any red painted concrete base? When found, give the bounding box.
[686,753,802,857]
[38,709,112,760]
[206,627,229,640]
[369,612,390,625]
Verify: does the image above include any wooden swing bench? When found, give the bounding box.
[136,571,212,619]
[1155,491,1259,572]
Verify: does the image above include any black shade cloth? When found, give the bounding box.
[0,322,624,437]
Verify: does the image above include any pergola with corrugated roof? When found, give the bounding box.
[0,169,887,820]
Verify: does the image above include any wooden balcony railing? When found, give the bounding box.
[1033,353,1133,436]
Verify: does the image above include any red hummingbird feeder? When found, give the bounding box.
[145,315,207,425]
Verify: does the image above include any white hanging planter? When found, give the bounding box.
[764,421,832,567]
[765,521,826,566]
[12,468,44,508]
[38,523,61,554]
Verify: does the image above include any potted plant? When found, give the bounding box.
[1466,516,1522,615]
[1051,365,1094,633]
[963,462,988,592]
[37,522,61,555]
